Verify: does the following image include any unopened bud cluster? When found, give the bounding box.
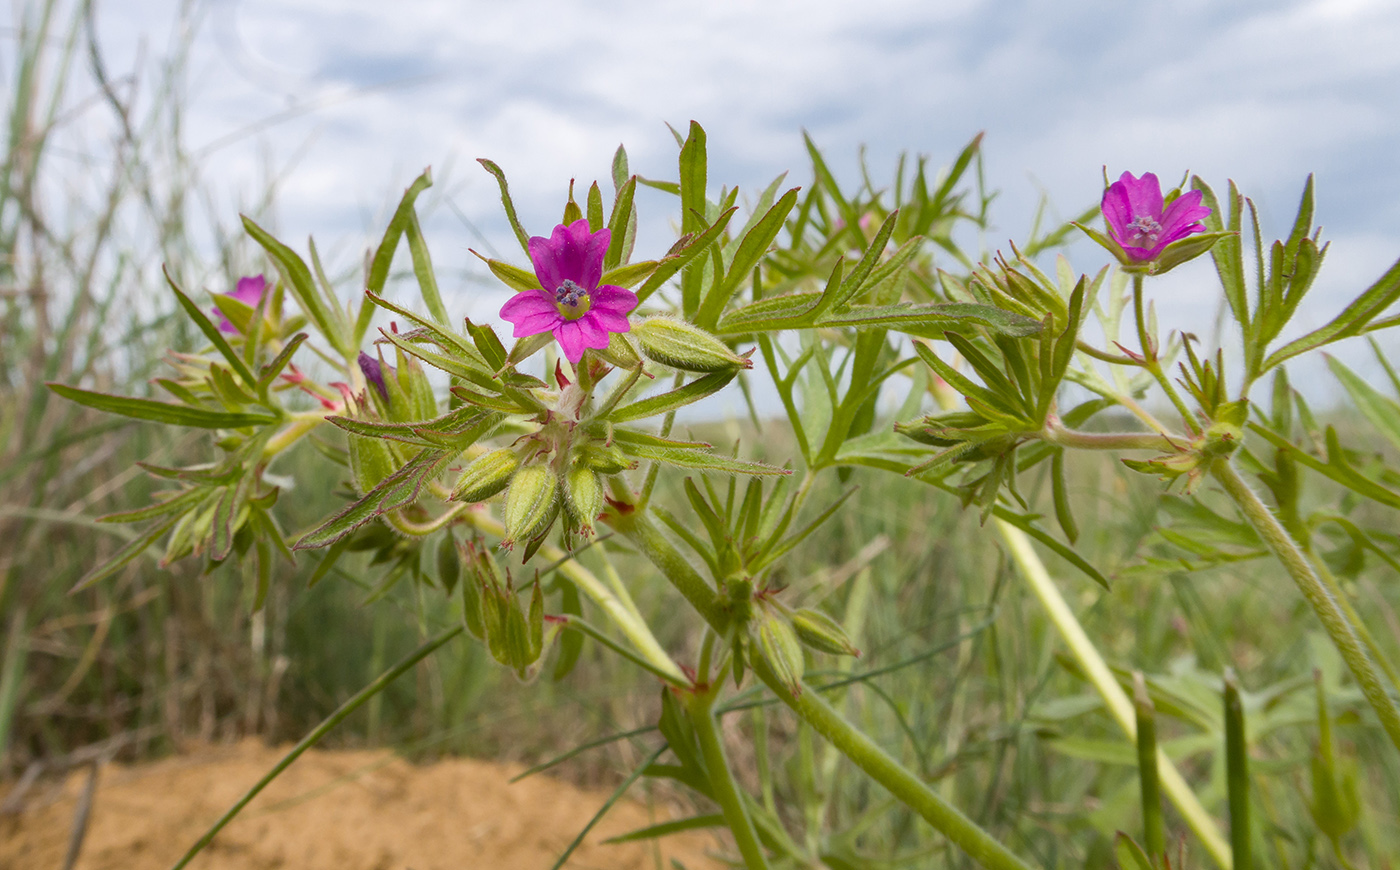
[743,590,861,697]
[458,539,556,680]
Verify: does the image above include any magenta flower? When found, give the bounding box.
[1101,172,1211,262]
[499,220,638,364]
[213,275,268,333]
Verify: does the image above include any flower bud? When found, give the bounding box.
[790,608,861,657]
[502,463,559,548]
[564,465,604,535]
[451,448,520,503]
[580,442,632,474]
[460,539,507,639]
[436,534,460,596]
[755,610,805,697]
[632,316,752,373]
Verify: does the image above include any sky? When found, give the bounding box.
[21,0,1400,397]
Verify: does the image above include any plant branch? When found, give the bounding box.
[688,688,771,870]
[1212,459,1400,754]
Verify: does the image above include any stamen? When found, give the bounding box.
[554,279,588,308]
[1127,215,1163,244]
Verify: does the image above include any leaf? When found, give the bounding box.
[481,256,539,292]
[241,215,351,356]
[828,210,900,309]
[607,370,738,423]
[696,187,800,329]
[294,449,456,549]
[617,440,791,476]
[48,384,278,429]
[1326,354,1400,451]
[602,814,726,844]
[1249,423,1400,509]
[249,334,306,392]
[165,268,258,389]
[477,159,531,254]
[1114,833,1154,870]
[327,416,438,447]
[635,207,738,305]
[1263,253,1400,371]
[97,487,208,524]
[70,515,181,592]
[605,174,637,270]
[715,297,1041,338]
[366,169,449,326]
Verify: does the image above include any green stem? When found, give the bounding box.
[1132,274,1197,429]
[1307,549,1400,694]
[609,512,726,629]
[1040,425,1183,453]
[688,690,771,870]
[751,660,1037,870]
[996,519,1233,868]
[1133,673,1166,858]
[262,411,327,458]
[620,514,1036,870]
[1223,669,1252,870]
[1212,459,1400,754]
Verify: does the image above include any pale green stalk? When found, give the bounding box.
[996,519,1233,869]
[261,411,328,458]
[1211,459,1400,754]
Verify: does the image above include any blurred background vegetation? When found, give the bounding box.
[2,1,1398,866]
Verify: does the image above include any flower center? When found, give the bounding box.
[1126,215,1163,246]
[554,279,591,320]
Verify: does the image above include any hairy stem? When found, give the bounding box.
[752,660,1037,870]
[1132,274,1197,429]
[688,689,771,870]
[1212,459,1400,754]
[1040,424,1184,453]
[619,513,1038,870]
[1307,549,1400,694]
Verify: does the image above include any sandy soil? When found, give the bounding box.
[0,739,724,870]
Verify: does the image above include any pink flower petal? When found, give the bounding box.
[589,308,631,333]
[1120,172,1164,224]
[232,275,267,305]
[528,235,564,292]
[575,314,611,350]
[501,289,555,322]
[581,226,610,290]
[590,284,638,315]
[1159,190,1211,238]
[529,220,612,295]
[1101,184,1135,245]
[510,311,562,337]
[555,320,587,363]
